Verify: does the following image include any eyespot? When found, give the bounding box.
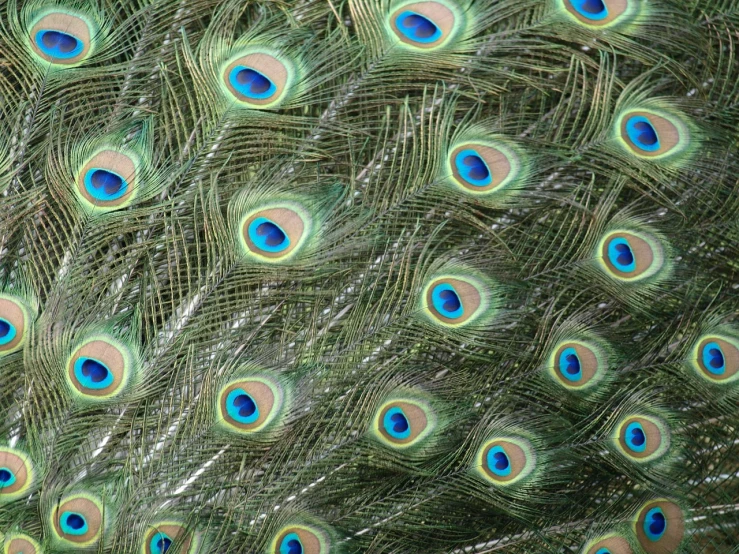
[249,218,290,254]
[66,336,134,400]
[142,521,199,554]
[217,376,284,434]
[643,507,667,541]
[222,51,293,109]
[51,493,104,546]
[76,149,138,210]
[562,0,632,27]
[85,170,127,201]
[239,204,311,263]
[2,533,42,554]
[448,141,521,194]
[690,334,739,384]
[0,294,32,356]
[388,1,458,50]
[29,12,92,65]
[548,340,606,390]
[614,415,670,463]
[475,437,536,486]
[618,110,688,160]
[373,398,435,449]
[633,500,684,554]
[598,230,665,282]
[270,525,329,554]
[0,447,35,504]
[423,276,485,327]
[583,533,633,554]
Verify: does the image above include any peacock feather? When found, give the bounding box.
[0,0,737,552]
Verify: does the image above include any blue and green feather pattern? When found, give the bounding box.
[0,0,735,552]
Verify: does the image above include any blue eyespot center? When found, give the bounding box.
[67,514,85,529]
[248,218,290,253]
[703,342,726,375]
[229,66,277,100]
[626,116,660,152]
[391,413,409,433]
[396,11,442,43]
[431,283,463,319]
[150,532,173,554]
[644,507,667,541]
[258,222,286,247]
[234,393,257,417]
[0,317,17,345]
[493,452,509,470]
[35,30,84,59]
[558,347,582,381]
[570,0,608,19]
[607,238,636,273]
[61,511,88,535]
[625,421,646,453]
[226,389,260,424]
[565,355,580,374]
[455,149,492,187]
[73,357,114,390]
[280,533,303,554]
[82,360,108,382]
[595,549,611,554]
[84,168,128,202]
[237,69,271,93]
[486,445,512,477]
[383,407,411,439]
[0,467,15,487]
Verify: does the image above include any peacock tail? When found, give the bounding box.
[0,0,737,552]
